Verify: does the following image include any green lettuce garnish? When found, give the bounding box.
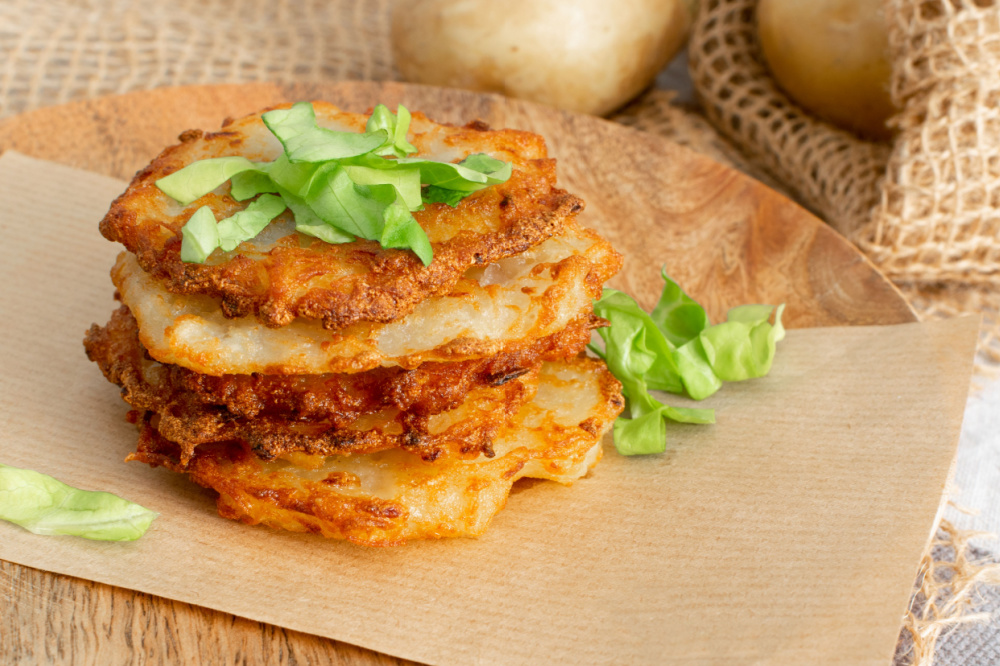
[155,156,258,206]
[592,270,785,455]
[178,194,287,262]
[179,206,220,263]
[262,103,388,163]
[216,193,287,251]
[365,103,419,157]
[157,102,513,266]
[417,153,513,207]
[0,463,156,541]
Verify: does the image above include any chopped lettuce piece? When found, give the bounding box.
[377,189,433,265]
[460,153,512,180]
[400,158,492,191]
[300,169,431,264]
[0,463,156,541]
[365,103,395,137]
[156,156,258,205]
[263,102,387,163]
[416,153,512,206]
[305,163,384,238]
[293,219,357,244]
[276,184,355,244]
[229,169,278,201]
[267,153,321,196]
[366,104,419,157]
[401,152,512,193]
[392,105,419,156]
[344,164,423,211]
[594,272,785,455]
[422,185,467,207]
[179,206,220,263]
[216,194,287,252]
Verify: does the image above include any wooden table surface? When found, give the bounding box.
[0,81,917,665]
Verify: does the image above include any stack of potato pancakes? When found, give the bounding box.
[85,102,623,546]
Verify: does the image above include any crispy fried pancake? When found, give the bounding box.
[129,357,624,546]
[113,222,621,375]
[100,101,582,329]
[148,371,534,464]
[87,306,597,463]
[86,305,594,419]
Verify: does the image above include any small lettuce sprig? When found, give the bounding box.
[591,270,785,455]
[156,102,512,266]
[0,463,156,541]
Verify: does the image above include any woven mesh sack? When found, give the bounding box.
[859,0,1000,285]
[0,0,397,119]
[687,0,891,241]
[612,88,795,198]
[688,0,1000,367]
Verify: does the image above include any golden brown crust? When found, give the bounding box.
[99,102,583,330]
[127,357,624,547]
[130,430,416,546]
[111,223,622,376]
[86,306,600,463]
[142,372,534,465]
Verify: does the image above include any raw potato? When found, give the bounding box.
[757,0,896,140]
[391,0,695,117]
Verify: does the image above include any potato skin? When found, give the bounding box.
[391,0,694,117]
[757,0,896,140]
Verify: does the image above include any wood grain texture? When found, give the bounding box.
[0,81,917,665]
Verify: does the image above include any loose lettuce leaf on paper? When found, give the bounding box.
[593,273,785,455]
[649,267,710,347]
[590,288,686,396]
[0,463,156,541]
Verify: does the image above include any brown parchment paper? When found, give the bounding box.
[0,151,979,665]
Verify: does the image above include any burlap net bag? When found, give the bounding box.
[684,0,1000,369]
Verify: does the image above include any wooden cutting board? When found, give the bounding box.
[0,81,916,665]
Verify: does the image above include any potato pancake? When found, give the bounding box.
[100,101,582,329]
[88,101,626,546]
[86,305,595,421]
[87,307,550,463]
[147,372,535,464]
[128,357,623,547]
[113,222,621,375]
